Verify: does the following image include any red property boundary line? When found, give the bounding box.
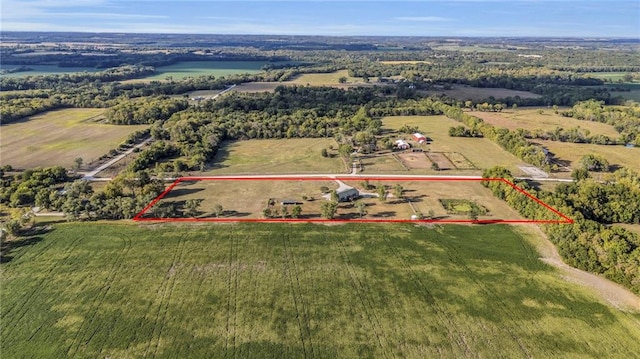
[132,176,573,224]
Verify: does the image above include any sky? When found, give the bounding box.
[1,0,639,37]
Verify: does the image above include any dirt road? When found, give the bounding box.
[517,225,640,312]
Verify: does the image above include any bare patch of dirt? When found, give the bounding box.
[397,152,432,169]
[426,152,454,170]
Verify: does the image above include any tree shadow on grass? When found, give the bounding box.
[163,188,205,198]
[1,235,47,264]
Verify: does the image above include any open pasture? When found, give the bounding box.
[382,116,527,174]
[470,108,621,138]
[0,109,147,169]
[202,138,346,175]
[2,222,639,358]
[420,85,541,101]
[530,139,640,173]
[285,70,368,86]
[144,178,532,222]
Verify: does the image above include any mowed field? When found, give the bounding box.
[0,109,148,169]
[470,108,621,138]
[2,223,639,358]
[202,138,346,175]
[381,116,527,174]
[530,140,640,173]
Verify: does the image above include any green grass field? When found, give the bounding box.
[201,138,347,175]
[133,61,268,82]
[584,72,636,83]
[381,116,527,174]
[0,108,147,169]
[2,222,639,358]
[470,108,621,138]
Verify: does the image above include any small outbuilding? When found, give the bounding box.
[413,133,427,144]
[395,139,410,150]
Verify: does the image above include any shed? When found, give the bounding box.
[395,139,410,150]
[413,133,427,144]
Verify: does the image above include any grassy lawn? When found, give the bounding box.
[381,116,527,175]
[530,139,640,173]
[201,138,347,175]
[2,222,639,358]
[470,108,621,138]
[0,109,148,169]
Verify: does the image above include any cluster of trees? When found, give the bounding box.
[561,100,640,146]
[448,125,483,138]
[0,167,71,207]
[483,166,640,294]
[105,97,188,125]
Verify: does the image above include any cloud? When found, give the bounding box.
[47,12,168,19]
[393,16,452,22]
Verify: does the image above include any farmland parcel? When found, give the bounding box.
[1,223,639,358]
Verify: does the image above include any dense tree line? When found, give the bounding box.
[561,100,640,145]
[105,97,188,125]
[483,166,640,294]
[0,65,155,91]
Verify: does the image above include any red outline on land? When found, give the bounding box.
[132,176,573,224]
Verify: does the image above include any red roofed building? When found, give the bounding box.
[413,133,426,144]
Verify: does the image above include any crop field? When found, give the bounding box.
[420,85,541,101]
[2,222,639,358]
[0,64,101,77]
[202,138,346,175]
[470,109,621,137]
[378,60,431,65]
[381,116,527,174]
[126,61,268,82]
[530,140,640,173]
[0,109,148,169]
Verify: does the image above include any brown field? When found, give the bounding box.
[150,178,527,222]
[0,109,147,169]
[199,138,347,175]
[233,82,281,93]
[396,152,432,169]
[426,152,454,170]
[470,109,620,137]
[531,140,640,173]
[420,84,541,101]
[381,116,527,174]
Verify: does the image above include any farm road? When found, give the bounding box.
[79,138,151,180]
[521,225,640,313]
